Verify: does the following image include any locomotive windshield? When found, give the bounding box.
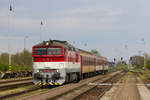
[34,48,47,55]
[33,47,62,55]
[48,48,62,55]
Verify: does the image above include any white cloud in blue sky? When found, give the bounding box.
[0,0,150,61]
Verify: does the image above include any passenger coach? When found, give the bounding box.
[32,40,108,85]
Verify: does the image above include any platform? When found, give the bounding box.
[100,73,150,100]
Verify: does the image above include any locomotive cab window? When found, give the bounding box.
[48,48,62,55]
[34,48,47,55]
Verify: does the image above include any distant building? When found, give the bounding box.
[129,56,144,68]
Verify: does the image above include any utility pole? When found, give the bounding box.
[141,38,146,68]
[24,36,29,67]
[124,44,128,61]
[84,43,87,50]
[24,36,29,51]
[124,44,130,67]
[40,21,43,41]
[138,50,142,56]
[8,4,13,71]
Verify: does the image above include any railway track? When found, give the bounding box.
[0,80,33,91]
[0,86,40,100]
[0,71,123,100]
[20,71,122,100]
[0,77,34,100]
[70,72,125,100]
[0,77,32,84]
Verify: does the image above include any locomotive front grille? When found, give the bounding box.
[34,68,61,84]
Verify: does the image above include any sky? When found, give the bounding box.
[0,0,150,61]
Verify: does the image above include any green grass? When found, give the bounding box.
[0,65,32,72]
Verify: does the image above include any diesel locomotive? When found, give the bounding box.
[32,40,108,85]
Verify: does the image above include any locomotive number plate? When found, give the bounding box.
[42,69,54,73]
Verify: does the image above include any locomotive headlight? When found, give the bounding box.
[56,69,59,72]
[46,42,49,46]
[36,69,39,72]
[59,63,64,68]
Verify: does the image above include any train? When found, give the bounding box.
[32,40,108,85]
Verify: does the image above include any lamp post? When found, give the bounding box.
[141,38,146,68]
[84,43,87,50]
[138,50,142,56]
[8,4,13,71]
[24,36,29,67]
[24,36,29,51]
[40,21,43,41]
[124,44,128,60]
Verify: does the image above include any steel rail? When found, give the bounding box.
[0,77,32,84]
[0,86,41,100]
[0,80,33,91]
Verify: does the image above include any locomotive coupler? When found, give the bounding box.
[46,74,49,83]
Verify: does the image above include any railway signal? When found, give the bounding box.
[141,38,146,68]
[121,57,123,61]
[114,58,116,62]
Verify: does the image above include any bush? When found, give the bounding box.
[0,50,32,72]
[0,62,9,72]
[146,59,150,70]
[10,65,32,72]
[0,62,32,72]
[109,65,131,72]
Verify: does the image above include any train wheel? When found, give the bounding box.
[74,73,80,83]
[65,74,70,83]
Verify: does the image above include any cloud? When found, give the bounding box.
[63,7,122,17]
[0,4,123,34]
[43,7,122,32]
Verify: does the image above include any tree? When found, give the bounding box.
[91,49,100,56]
[0,53,9,72]
[11,50,32,67]
[146,58,150,70]
[0,53,9,63]
[23,50,32,67]
[0,50,32,72]
[144,53,149,59]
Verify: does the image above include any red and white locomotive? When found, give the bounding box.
[32,40,108,85]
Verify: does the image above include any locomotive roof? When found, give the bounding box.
[78,49,107,61]
[33,40,74,48]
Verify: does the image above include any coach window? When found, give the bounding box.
[73,48,76,52]
[68,47,71,51]
[86,58,88,66]
[84,57,87,66]
[71,48,74,51]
